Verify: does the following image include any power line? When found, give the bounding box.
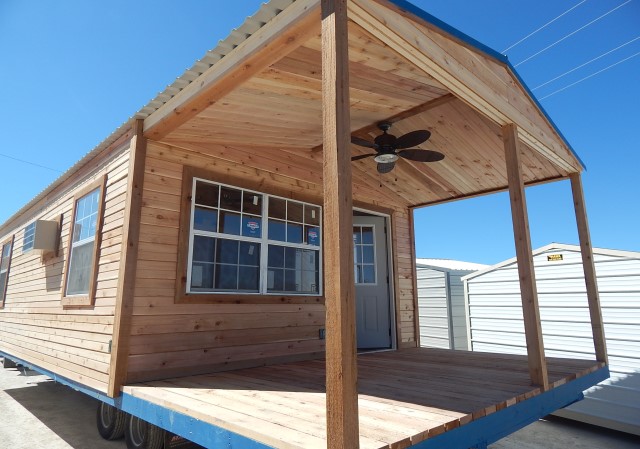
[502,0,588,53]
[533,36,640,90]
[514,0,633,67]
[0,152,64,173]
[539,50,640,99]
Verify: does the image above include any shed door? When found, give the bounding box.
[353,215,392,350]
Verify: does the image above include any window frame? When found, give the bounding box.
[176,166,324,304]
[22,222,35,253]
[0,235,14,308]
[61,176,107,307]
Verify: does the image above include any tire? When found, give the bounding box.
[96,401,127,440]
[125,414,166,449]
[2,357,17,369]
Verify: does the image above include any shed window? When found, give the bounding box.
[0,238,13,307]
[188,178,322,296]
[62,177,106,306]
[22,222,35,253]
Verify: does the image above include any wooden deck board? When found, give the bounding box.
[123,347,600,449]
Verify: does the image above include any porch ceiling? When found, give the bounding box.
[149,0,582,208]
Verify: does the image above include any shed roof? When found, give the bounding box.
[462,243,640,281]
[1,0,586,233]
[416,258,488,272]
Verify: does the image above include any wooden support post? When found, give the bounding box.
[503,123,549,389]
[570,173,608,364]
[108,119,147,397]
[321,0,360,448]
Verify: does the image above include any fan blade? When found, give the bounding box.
[377,161,395,174]
[351,153,376,161]
[351,136,378,149]
[395,130,431,149]
[398,149,445,162]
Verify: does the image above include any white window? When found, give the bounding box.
[188,179,322,295]
[22,222,35,253]
[0,238,12,306]
[353,225,376,284]
[65,188,101,296]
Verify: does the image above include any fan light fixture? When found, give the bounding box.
[374,153,399,163]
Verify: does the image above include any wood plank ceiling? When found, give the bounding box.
[160,17,573,208]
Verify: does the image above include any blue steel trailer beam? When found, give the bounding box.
[0,350,273,449]
[408,366,609,449]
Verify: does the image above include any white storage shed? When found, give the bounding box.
[463,243,640,435]
[416,259,487,350]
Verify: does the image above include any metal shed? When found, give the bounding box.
[416,259,486,350]
[463,243,640,435]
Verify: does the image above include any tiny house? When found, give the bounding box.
[0,1,610,448]
[416,259,487,350]
[464,243,640,435]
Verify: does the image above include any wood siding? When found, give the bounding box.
[126,140,418,383]
[0,146,131,393]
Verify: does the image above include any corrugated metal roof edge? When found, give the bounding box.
[416,258,488,272]
[0,0,294,234]
[386,0,586,171]
[461,242,640,281]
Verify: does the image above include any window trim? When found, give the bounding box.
[61,176,107,307]
[176,165,324,305]
[0,235,14,308]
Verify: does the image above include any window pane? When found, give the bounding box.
[0,243,10,271]
[287,223,303,244]
[242,192,262,216]
[363,265,375,283]
[0,273,6,297]
[190,262,214,290]
[195,182,219,207]
[284,269,297,291]
[362,245,374,264]
[353,227,362,244]
[305,226,320,246]
[361,227,374,244]
[355,264,363,284]
[269,198,286,219]
[239,242,260,266]
[304,205,320,226]
[267,268,284,291]
[23,222,35,252]
[220,187,242,211]
[268,219,286,241]
[268,245,284,268]
[284,246,297,269]
[194,207,218,232]
[242,215,262,238]
[355,245,363,264]
[66,241,94,295]
[300,270,318,293]
[192,235,215,262]
[287,202,303,223]
[220,211,241,235]
[238,266,259,291]
[215,264,238,290]
[216,239,239,264]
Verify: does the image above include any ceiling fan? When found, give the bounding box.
[351,122,444,173]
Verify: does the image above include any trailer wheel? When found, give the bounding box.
[96,402,126,440]
[2,357,17,368]
[125,415,165,449]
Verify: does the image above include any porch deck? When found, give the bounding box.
[122,348,605,449]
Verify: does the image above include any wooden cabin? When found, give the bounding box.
[0,0,609,448]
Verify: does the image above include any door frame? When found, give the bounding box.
[353,207,397,351]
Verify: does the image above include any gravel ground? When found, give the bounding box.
[1,359,638,449]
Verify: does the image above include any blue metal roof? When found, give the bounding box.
[387,0,586,170]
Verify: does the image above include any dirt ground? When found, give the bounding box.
[0,360,638,449]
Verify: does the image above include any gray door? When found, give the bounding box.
[353,215,392,349]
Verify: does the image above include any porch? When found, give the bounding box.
[122,347,607,449]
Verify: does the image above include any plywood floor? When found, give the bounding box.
[123,348,602,449]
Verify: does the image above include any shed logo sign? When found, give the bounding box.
[547,254,563,262]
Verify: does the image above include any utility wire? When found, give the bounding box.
[502,0,588,53]
[514,0,633,67]
[539,50,640,99]
[533,36,640,90]
[0,152,64,173]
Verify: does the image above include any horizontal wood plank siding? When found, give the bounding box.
[126,141,417,382]
[0,146,131,393]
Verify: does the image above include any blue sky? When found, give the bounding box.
[1,0,638,265]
